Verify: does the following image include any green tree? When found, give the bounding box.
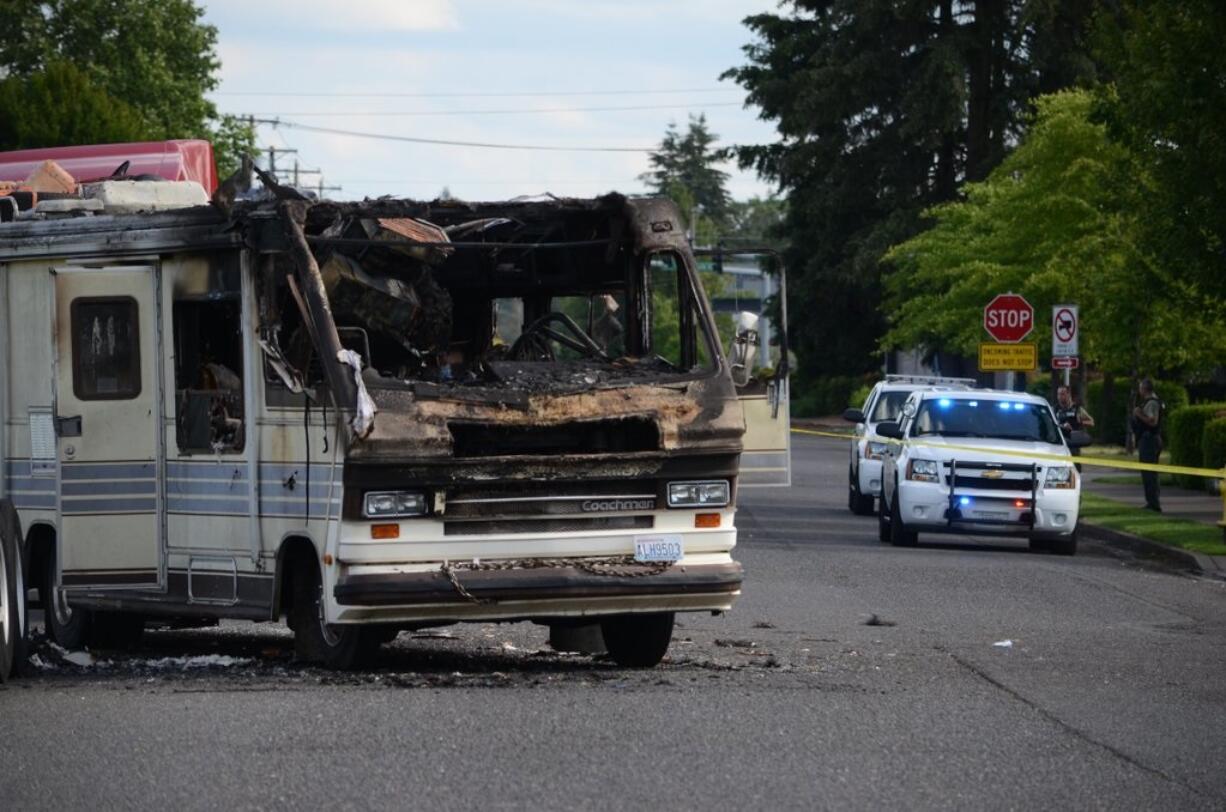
[0,0,254,175]
[0,60,152,149]
[723,1,1099,382]
[641,114,732,230]
[1093,1,1226,299]
[883,90,1226,378]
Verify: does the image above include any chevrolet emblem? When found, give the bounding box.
[981,470,1005,479]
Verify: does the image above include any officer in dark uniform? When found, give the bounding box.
[1132,378,1164,512]
[1054,385,1094,457]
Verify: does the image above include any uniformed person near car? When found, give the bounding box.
[1054,385,1095,457]
[1132,378,1164,512]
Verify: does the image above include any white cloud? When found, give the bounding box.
[202,0,459,33]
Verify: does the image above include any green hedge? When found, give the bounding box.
[1167,403,1226,488]
[1086,379,1189,445]
[793,375,875,418]
[1202,418,1226,488]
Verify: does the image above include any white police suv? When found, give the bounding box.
[875,389,1087,555]
[842,375,975,515]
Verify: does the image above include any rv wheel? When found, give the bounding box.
[42,550,90,649]
[290,559,368,669]
[599,612,675,668]
[0,503,28,681]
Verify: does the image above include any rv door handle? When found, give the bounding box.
[56,415,83,437]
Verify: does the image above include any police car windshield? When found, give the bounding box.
[910,398,1063,444]
[870,391,911,422]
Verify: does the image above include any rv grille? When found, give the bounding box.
[448,418,659,458]
[443,516,653,536]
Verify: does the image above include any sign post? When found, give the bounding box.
[1051,304,1079,385]
[980,294,1036,388]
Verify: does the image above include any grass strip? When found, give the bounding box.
[1080,492,1226,556]
[1091,474,1179,486]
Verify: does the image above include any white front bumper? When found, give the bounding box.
[895,480,1079,537]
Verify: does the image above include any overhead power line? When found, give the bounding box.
[237,101,744,118]
[255,119,656,152]
[216,86,740,99]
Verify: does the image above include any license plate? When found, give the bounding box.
[634,535,684,563]
[973,510,1009,520]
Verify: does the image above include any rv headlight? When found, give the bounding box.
[667,480,730,508]
[364,490,429,518]
[1044,466,1077,489]
[907,459,941,483]
[865,441,889,460]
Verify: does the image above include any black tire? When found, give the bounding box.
[600,612,675,668]
[42,547,90,649]
[877,489,891,543]
[1050,530,1078,557]
[889,488,918,548]
[848,469,874,516]
[290,557,369,669]
[0,504,25,682]
[88,612,145,651]
[1028,537,1053,554]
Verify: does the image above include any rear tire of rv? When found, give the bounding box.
[290,558,366,670]
[88,612,145,651]
[41,548,90,650]
[0,502,28,682]
[600,612,675,668]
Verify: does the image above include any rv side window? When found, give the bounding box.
[173,299,245,453]
[70,297,141,400]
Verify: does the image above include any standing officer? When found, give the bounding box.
[1054,385,1095,456]
[1132,378,1164,512]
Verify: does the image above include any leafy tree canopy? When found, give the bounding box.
[1093,0,1226,299]
[0,60,151,148]
[0,0,254,177]
[883,89,1226,378]
[724,1,1098,380]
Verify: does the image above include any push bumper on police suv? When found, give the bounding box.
[894,458,1079,539]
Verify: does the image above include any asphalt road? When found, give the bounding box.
[3,434,1225,810]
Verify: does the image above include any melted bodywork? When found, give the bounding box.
[241,193,746,478]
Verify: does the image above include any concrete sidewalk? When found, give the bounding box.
[1083,474,1224,526]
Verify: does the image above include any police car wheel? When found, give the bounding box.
[1051,531,1078,557]
[848,468,872,515]
[889,490,918,547]
[877,491,891,543]
[600,612,674,668]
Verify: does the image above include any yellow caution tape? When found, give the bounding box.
[790,427,1226,480]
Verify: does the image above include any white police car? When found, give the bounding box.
[842,375,975,515]
[875,389,1087,555]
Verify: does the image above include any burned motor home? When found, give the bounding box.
[0,144,789,674]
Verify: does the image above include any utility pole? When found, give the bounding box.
[265,146,298,184]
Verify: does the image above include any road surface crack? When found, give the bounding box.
[942,648,1210,801]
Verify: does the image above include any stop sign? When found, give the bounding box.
[983,294,1034,343]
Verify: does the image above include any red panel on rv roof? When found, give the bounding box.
[0,139,218,194]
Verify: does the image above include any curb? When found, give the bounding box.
[1080,522,1226,581]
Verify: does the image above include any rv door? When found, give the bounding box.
[696,248,791,488]
[52,266,164,590]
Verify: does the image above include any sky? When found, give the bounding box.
[199,0,782,202]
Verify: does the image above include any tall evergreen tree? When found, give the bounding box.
[640,114,732,226]
[724,1,1098,380]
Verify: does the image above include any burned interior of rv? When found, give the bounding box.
[250,195,721,403]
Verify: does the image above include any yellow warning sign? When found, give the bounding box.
[978,342,1037,371]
